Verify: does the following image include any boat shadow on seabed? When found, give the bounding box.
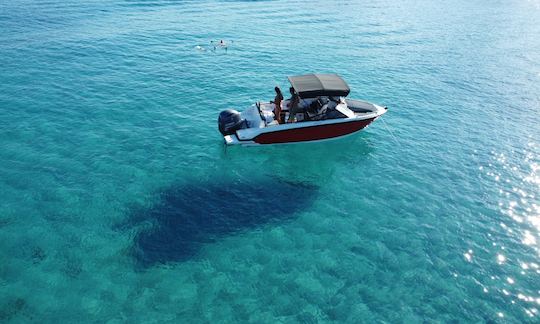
[122,177,319,268]
[120,136,375,268]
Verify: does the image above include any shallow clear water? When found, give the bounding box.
[1,0,540,322]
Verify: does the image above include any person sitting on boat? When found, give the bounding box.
[271,86,284,123]
[287,87,300,123]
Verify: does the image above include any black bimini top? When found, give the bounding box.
[288,73,350,98]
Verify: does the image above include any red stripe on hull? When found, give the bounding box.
[253,118,376,144]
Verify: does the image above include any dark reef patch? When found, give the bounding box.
[120,177,319,267]
[31,247,46,265]
[0,298,26,322]
[63,256,83,278]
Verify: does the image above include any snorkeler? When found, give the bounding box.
[211,40,232,51]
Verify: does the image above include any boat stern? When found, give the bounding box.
[223,134,256,146]
[223,134,239,145]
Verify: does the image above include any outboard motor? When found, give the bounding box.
[218,109,245,135]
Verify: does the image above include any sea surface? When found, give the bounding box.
[1,0,540,322]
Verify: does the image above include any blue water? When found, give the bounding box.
[1,0,540,322]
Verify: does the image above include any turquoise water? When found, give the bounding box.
[1,0,540,322]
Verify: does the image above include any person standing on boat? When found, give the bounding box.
[272,86,284,123]
[287,87,300,123]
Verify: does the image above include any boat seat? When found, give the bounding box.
[305,103,328,121]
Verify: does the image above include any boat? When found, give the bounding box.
[217,73,387,145]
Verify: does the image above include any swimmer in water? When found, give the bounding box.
[212,40,231,51]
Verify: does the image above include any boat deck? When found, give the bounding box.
[253,98,381,127]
